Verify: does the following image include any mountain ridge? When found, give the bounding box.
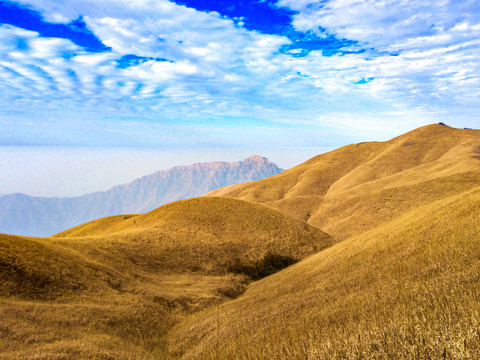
[206,124,480,239]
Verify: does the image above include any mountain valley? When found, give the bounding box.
[1,124,479,359]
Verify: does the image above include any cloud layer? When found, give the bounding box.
[279,0,480,111]
[1,0,479,147]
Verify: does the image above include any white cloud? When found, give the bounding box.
[2,0,480,148]
[273,0,480,117]
[29,37,79,59]
[278,0,480,47]
[0,1,294,109]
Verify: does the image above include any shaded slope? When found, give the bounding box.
[170,185,480,359]
[0,155,283,237]
[0,233,123,300]
[207,125,480,239]
[1,196,330,303]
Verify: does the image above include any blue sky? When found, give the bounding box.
[1,0,480,149]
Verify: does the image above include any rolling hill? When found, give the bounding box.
[53,196,331,275]
[207,124,480,239]
[1,124,479,359]
[0,155,283,237]
[171,176,480,359]
[0,196,330,359]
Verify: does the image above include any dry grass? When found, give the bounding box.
[0,234,122,299]
[1,197,330,358]
[53,197,332,274]
[207,124,480,239]
[0,291,175,359]
[169,186,480,359]
[2,124,480,359]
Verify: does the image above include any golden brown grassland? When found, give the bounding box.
[207,124,480,239]
[170,185,480,359]
[1,197,330,359]
[1,124,480,359]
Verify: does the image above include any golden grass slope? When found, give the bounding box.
[0,234,124,300]
[53,196,332,274]
[0,196,331,359]
[207,124,480,239]
[170,184,480,359]
[0,234,174,360]
[2,124,479,359]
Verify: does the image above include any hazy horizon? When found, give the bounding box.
[0,145,335,197]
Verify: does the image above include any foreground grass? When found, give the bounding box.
[0,269,253,360]
[169,186,480,359]
[0,291,173,359]
[1,197,329,359]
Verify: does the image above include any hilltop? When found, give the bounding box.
[207,124,480,239]
[0,155,283,237]
[53,196,331,275]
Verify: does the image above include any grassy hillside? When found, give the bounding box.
[207,124,480,239]
[0,234,123,299]
[170,185,480,359]
[0,197,330,359]
[53,196,332,274]
[0,232,175,360]
[2,124,479,359]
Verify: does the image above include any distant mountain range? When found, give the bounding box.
[0,155,283,236]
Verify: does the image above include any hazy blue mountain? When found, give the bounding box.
[0,155,283,236]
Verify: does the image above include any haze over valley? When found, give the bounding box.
[0,146,333,198]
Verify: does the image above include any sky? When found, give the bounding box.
[1,0,480,195]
